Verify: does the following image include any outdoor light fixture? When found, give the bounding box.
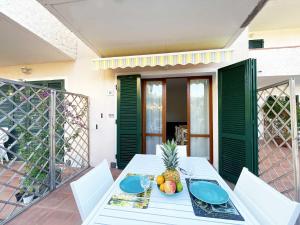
[21,67,32,74]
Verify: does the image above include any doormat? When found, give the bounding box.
[186,178,244,221]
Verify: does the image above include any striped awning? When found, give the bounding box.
[93,48,233,70]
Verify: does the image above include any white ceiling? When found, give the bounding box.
[250,0,300,32]
[0,13,72,67]
[39,0,261,57]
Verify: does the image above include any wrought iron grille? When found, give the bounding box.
[257,79,300,201]
[0,78,89,224]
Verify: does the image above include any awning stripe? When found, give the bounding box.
[93,48,233,70]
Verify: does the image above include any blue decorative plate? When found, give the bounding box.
[189,181,229,205]
[119,176,144,194]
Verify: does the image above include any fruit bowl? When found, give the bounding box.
[157,184,182,196]
[156,176,183,196]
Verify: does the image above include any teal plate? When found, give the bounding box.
[119,176,144,194]
[189,181,229,205]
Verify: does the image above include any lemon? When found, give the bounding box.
[156,175,165,185]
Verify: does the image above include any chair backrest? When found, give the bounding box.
[0,128,9,144]
[234,168,300,225]
[156,145,187,157]
[70,159,114,220]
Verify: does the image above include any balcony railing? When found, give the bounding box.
[0,78,89,224]
[257,79,300,201]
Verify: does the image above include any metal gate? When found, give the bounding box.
[0,78,89,224]
[257,78,300,201]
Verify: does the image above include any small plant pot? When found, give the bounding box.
[23,195,34,205]
[15,192,23,202]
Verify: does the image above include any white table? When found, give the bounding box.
[82,154,259,225]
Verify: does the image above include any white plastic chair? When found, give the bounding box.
[70,159,114,220]
[0,128,9,164]
[156,144,187,157]
[234,167,300,225]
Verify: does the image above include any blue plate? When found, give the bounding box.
[119,176,144,194]
[189,181,229,205]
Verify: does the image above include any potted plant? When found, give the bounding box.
[22,185,35,205]
[14,90,52,200]
[16,179,36,205]
[15,189,24,202]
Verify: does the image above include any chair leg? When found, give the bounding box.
[4,153,9,162]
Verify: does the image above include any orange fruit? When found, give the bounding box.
[156,175,164,185]
[159,183,165,192]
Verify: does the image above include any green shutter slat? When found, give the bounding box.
[117,75,142,169]
[249,39,264,49]
[218,59,258,183]
[29,80,65,91]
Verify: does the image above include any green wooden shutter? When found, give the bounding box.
[117,75,142,169]
[249,39,264,49]
[218,59,258,183]
[29,79,65,91]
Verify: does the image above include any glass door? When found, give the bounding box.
[187,78,212,162]
[142,80,166,154]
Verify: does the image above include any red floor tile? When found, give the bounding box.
[6,167,122,225]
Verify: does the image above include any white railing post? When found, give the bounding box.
[289,78,300,202]
[49,90,56,191]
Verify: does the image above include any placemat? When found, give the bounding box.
[186,178,244,221]
[107,173,154,209]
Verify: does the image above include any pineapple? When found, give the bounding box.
[161,140,180,183]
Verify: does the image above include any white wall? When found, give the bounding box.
[250,47,300,77]
[249,28,300,48]
[0,40,117,167]
[249,28,300,77]
[230,28,250,62]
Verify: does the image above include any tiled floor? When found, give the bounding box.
[258,141,299,200]
[6,168,122,225]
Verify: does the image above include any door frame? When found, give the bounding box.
[187,76,213,163]
[141,76,213,163]
[142,79,166,154]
